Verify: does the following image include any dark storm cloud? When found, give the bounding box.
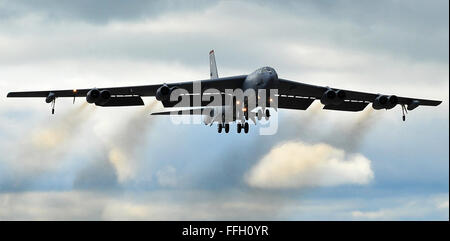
[1,0,447,70]
[0,0,218,23]
[266,0,449,63]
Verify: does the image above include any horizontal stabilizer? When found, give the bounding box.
[162,93,227,108]
[151,107,212,115]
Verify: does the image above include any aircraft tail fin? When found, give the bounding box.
[209,50,218,79]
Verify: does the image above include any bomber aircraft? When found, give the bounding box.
[7,50,442,133]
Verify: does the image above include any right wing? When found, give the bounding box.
[7,75,247,99]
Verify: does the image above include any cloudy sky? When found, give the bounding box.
[0,0,448,220]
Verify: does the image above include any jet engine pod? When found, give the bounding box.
[95,90,111,105]
[372,95,388,109]
[320,89,336,105]
[386,95,398,109]
[321,89,346,105]
[45,92,55,103]
[156,84,171,101]
[373,95,398,110]
[335,89,346,103]
[86,88,100,103]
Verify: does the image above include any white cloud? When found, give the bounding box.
[351,193,449,220]
[245,141,374,189]
[0,190,285,220]
[1,103,94,184]
[0,190,447,220]
[437,201,449,210]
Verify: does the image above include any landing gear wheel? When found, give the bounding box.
[218,124,223,133]
[237,123,242,133]
[257,109,263,121]
[225,123,230,133]
[265,109,270,121]
[244,122,249,133]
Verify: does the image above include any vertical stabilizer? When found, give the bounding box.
[209,50,218,79]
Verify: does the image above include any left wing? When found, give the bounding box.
[277,78,442,112]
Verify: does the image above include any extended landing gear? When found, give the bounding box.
[401,104,408,122]
[265,109,270,120]
[244,122,249,133]
[237,122,249,134]
[256,109,271,121]
[218,123,230,133]
[256,108,271,121]
[49,99,56,114]
[236,122,249,134]
[218,123,249,134]
[257,109,263,121]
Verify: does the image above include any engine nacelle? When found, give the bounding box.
[86,89,111,105]
[156,84,176,102]
[45,92,55,103]
[96,90,111,105]
[86,88,100,103]
[320,89,346,105]
[372,95,398,110]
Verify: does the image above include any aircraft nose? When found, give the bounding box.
[269,68,278,80]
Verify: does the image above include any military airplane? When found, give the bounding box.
[7,50,442,133]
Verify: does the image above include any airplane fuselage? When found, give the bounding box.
[242,66,279,92]
[202,67,279,126]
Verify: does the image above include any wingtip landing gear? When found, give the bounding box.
[51,99,56,115]
[401,104,408,122]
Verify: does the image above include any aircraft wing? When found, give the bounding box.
[7,75,247,99]
[277,78,442,111]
